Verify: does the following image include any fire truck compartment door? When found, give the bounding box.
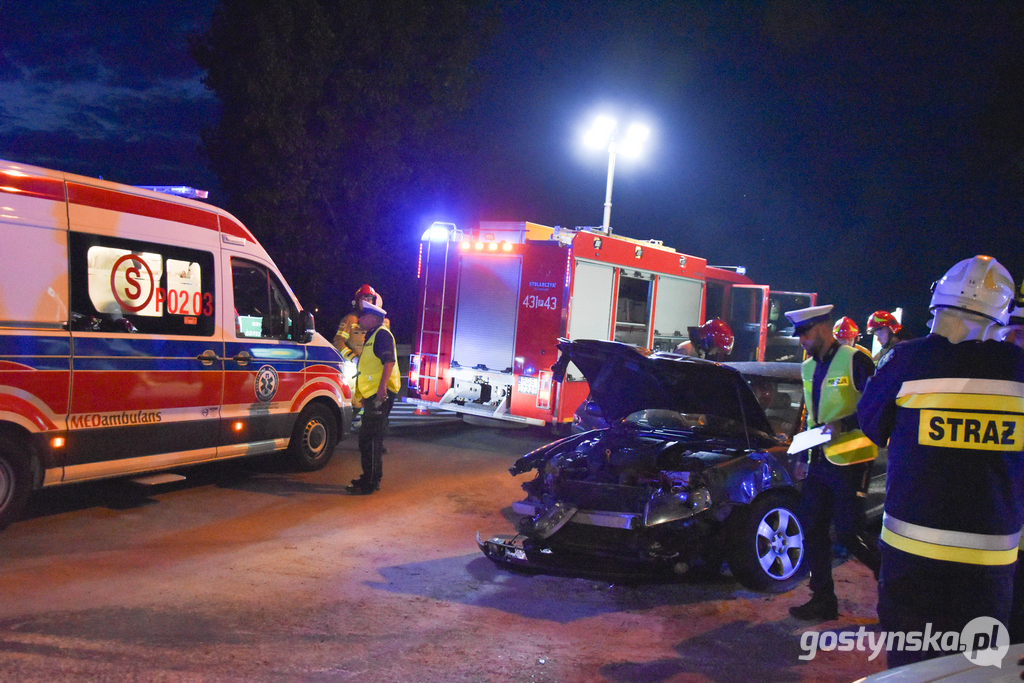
[728,284,770,362]
[568,260,614,341]
[451,255,521,372]
[652,274,704,352]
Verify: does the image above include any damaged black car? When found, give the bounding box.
[479,339,807,592]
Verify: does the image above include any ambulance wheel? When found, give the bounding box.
[725,490,806,592]
[0,441,32,531]
[288,404,337,472]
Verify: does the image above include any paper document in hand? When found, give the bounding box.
[787,426,832,454]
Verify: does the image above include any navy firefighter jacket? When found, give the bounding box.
[858,334,1024,565]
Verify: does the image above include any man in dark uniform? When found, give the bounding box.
[1000,280,1024,645]
[859,255,1024,667]
[346,302,400,495]
[786,304,881,621]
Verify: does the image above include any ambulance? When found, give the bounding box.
[406,221,814,428]
[0,158,352,529]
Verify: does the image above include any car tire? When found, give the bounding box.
[0,439,33,531]
[288,403,337,472]
[725,490,805,592]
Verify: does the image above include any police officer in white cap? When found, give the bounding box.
[859,255,1024,666]
[347,301,401,494]
[785,303,880,621]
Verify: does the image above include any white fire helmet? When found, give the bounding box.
[929,255,1014,325]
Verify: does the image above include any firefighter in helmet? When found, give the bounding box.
[859,255,1024,667]
[833,316,871,356]
[333,284,388,362]
[675,319,734,361]
[334,284,389,407]
[866,310,905,362]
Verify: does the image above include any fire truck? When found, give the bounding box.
[406,221,815,428]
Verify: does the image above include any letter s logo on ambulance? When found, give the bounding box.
[255,365,279,403]
[110,254,156,313]
[920,410,1024,451]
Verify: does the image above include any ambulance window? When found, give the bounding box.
[231,259,297,340]
[68,232,215,336]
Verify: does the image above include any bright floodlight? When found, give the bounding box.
[618,123,650,157]
[584,115,617,149]
[582,115,651,231]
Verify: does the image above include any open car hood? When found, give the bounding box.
[552,339,775,436]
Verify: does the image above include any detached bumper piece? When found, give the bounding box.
[476,532,663,580]
[477,533,537,567]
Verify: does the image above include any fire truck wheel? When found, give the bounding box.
[288,403,338,472]
[0,440,32,531]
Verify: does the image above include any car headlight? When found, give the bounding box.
[529,501,578,539]
[643,487,712,527]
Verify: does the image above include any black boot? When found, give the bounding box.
[346,477,379,494]
[789,592,839,621]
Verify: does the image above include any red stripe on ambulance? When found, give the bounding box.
[0,171,65,202]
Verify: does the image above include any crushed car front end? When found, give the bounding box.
[479,340,807,590]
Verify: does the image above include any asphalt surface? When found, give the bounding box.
[0,418,887,682]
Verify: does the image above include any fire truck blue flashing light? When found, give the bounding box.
[422,222,456,242]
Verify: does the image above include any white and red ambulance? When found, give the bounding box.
[0,158,352,529]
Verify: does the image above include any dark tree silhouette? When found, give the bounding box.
[191,0,498,336]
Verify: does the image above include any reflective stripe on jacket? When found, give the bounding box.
[333,313,365,360]
[858,335,1024,565]
[803,344,878,465]
[881,513,1020,566]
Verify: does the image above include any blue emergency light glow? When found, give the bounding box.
[422,223,454,242]
[135,185,209,199]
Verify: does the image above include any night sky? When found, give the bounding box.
[3,1,1022,338]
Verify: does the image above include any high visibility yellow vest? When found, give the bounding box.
[356,326,401,399]
[802,344,878,465]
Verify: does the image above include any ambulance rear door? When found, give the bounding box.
[0,163,72,481]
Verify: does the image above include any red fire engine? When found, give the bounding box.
[406,221,815,427]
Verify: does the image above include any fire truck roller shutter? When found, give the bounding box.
[652,275,704,352]
[568,260,615,341]
[451,255,522,372]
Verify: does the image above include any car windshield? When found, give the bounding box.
[622,408,758,440]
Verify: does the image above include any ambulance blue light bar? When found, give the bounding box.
[135,185,210,199]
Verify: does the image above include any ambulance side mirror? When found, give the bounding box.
[295,310,316,344]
